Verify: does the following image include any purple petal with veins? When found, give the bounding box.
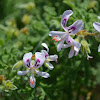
[68,26,76,33]
[26,59,29,62]
[62,18,67,27]
[37,59,40,63]
[45,54,48,58]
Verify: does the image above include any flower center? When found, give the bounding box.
[30,67,34,74]
[52,35,62,43]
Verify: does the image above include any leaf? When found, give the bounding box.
[0,39,4,46]
[12,60,23,70]
[4,80,17,91]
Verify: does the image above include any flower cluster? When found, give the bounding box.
[13,43,58,88]
[49,10,84,58]
[13,10,100,89]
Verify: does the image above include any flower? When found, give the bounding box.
[17,52,49,88]
[41,43,58,70]
[62,36,81,58]
[98,44,100,52]
[49,10,84,57]
[93,16,100,52]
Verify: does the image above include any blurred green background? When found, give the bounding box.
[0,0,100,100]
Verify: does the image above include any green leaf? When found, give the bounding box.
[4,80,17,91]
[0,39,4,46]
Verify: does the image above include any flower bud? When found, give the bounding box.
[81,39,91,54]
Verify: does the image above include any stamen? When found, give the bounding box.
[30,79,34,85]
[52,35,58,40]
[52,35,62,43]
[71,50,73,53]
[55,39,59,42]
[59,39,62,41]
[31,54,35,60]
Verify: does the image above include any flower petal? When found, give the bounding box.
[35,70,49,78]
[45,62,54,70]
[62,44,72,48]
[49,31,66,37]
[68,20,84,35]
[57,40,64,52]
[72,38,81,49]
[41,43,49,52]
[87,55,93,60]
[17,70,29,76]
[23,52,32,68]
[68,47,74,58]
[66,35,81,49]
[30,74,36,88]
[61,10,73,31]
[93,22,100,32]
[48,55,58,62]
[74,46,79,56]
[34,52,45,69]
[98,16,100,19]
[98,44,100,52]
[41,50,49,58]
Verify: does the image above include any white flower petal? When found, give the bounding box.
[87,55,93,60]
[57,40,64,52]
[41,43,49,52]
[45,62,54,70]
[68,47,74,58]
[61,10,73,31]
[66,35,81,49]
[17,70,29,76]
[23,52,32,60]
[98,44,100,52]
[72,38,81,49]
[23,52,32,68]
[34,52,45,69]
[49,31,66,37]
[48,55,58,62]
[41,50,49,58]
[62,44,72,48]
[93,22,100,32]
[65,35,72,44]
[74,46,80,56]
[30,75,36,88]
[68,20,84,35]
[98,16,100,19]
[35,70,49,78]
